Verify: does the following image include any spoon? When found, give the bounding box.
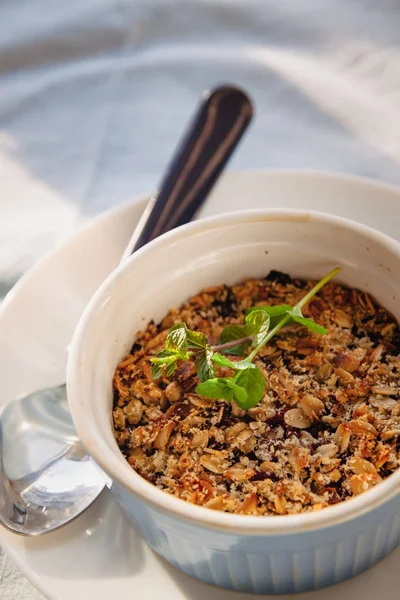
[0,85,253,535]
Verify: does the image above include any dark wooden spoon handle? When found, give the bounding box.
[126,84,253,255]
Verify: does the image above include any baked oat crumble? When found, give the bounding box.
[112,271,400,515]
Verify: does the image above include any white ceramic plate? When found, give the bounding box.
[1,170,400,600]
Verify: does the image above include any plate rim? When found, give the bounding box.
[1,168,400,599]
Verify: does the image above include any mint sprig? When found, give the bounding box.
[151,267,340,410]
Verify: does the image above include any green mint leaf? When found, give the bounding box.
[151,353,179,380]
[225,379,248,406]
[248,305,327,336]
[165,323,187,351]
[151,349,178,360]
[285,306,327,335]
[247,304,292,329]
[194,345,215,382]
[244,308,270,334]
[151,363,163,379]
[151,348,190,379]
[244,309,270,346]
[186,329,208,349]
[195,377,248,405]
[218,325,251,356]
[196,378,234,400]
[247,304,292,317]
[166,362,178,377]
[151,349,185,366]
[233,366,265,409]
[290,315,327,335]
[212,352,255,371]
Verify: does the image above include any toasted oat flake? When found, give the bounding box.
[112,272,400,515]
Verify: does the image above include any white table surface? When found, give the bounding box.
[1,1,400,597]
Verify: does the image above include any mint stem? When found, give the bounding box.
[297,267,341,309]
[211,336,254,352]
[247,266,340,361]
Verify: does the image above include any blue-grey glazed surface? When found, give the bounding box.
[112,481,400,594]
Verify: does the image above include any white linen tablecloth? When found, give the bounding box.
[1,1,400,597]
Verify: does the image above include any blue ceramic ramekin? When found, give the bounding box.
[112,482,400,594]
[68,210,400,594]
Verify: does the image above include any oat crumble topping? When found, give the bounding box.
[112,271,400,515]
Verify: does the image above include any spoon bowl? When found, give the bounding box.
[0,385,104,535]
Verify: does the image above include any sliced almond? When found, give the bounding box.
[284,408,311,429]
[273,495,287,515]
[198,479,214,497]
[316,363,333,382]
[300,394,324,420]
[335,368,354,384]
[191,430,209,448]
[334,423,351,452]
[223,466,255,482]
[369,397,398,410]
[381,429,400,440]
[200,454,227,474]
[350,473,377,496]
[235,428,254,444]
[334,353,360,373]
[248,405,274,422]
[238,433,257,454]
[348,457,377,476]
[370,344,384,363]
[215,405,224,424]
[317,443,338,458]
[371,385,398,396]
[188,393,214,408]
[333,309,353,329]
[204,496,225,511]
[278,373,294,396]
[349,419,377,437]
[154,421,175,449]
[225,422,248,442]
[184,414,206,427]
[235,493,258,515]
[322,415,340,428]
